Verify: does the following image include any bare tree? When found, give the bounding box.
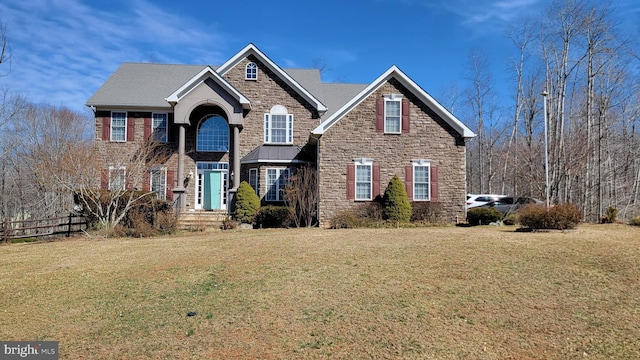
[284,165,318,227]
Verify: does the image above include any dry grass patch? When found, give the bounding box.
[1,225,639,359]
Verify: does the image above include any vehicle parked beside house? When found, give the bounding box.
[466,194,506,210]
[478,196,542,214]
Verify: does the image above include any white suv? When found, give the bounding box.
[466,194,506,210]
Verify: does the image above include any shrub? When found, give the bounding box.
[411,202,443,223]
[518,203,582,230]
[629,215,640,226]
[467,207,502,226]
[234,181,260,224]
[600,206,619,224]
[382,175,412,223]
[330,209,369,229]
[74,190,176,236]
[221,216,239,230]
[255,205,294,228]
[356,201,384,222]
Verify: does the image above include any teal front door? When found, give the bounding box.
[203,171,222,210]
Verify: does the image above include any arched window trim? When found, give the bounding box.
[245,62,257,80]
[196,115,229,152]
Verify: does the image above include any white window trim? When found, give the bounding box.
[245,62,257,80]
[412,160,431,201]
[152,112,168,143]
[264,105,293,144]
[150,166,167,200]
[355,158,373,201]
[265,168,290,202]
[110,111,127,142]
[108,166,126,191]
[384,94,402,134]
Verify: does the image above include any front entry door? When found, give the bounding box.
[203,170,223,210]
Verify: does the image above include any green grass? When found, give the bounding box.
[1,224,639,359]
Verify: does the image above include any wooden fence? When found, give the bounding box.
[1,214,89,243]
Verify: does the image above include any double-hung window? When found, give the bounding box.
[355,161,373,201]
[111,112,127,142]
[108,166,126,191]
[265,168,290,201]
[150,167,167,200]
[413,162,431,201]
[264,105,293,144]
[384,95,401,134]
[152,113,168,142]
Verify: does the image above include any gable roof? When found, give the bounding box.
[165,66,251,109]
[312,65,475,139]
[86,63,206,108]
[217,44,328,114]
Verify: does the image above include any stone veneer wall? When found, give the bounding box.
[94,55,322,210]
[317,79,467,226]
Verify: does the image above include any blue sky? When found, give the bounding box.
[0,0,638,115]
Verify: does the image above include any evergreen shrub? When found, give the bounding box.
[382,175,412,223]
[234,181,260,224]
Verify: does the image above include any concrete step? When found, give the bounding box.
[178,211,229,230]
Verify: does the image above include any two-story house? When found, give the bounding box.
[86,44,475,226]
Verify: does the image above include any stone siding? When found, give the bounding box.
[317,79,467,226]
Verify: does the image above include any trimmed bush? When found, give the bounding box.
[234,181,260,224]
[255,205,294,228]
[467,207,502,226]
[518,203,582,230]
[629,215,640,226]
[382,175,412,223]
[411,202,443,223]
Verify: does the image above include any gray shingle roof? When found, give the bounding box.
[86,63,208,108]
[86,62,366,116]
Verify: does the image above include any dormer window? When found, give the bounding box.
[245,62,257,80]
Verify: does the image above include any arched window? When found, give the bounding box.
[264,105,293,144]
[197,115,229,152]
[245,62,257,80]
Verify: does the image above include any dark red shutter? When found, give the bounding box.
[346,164,355,200]
[144,117,152,140]
[372,164,380,198]
[376,98,384,132]
[430,166,438,201]
[101,169,109,190]
[402,98,410,133]
[166,170,175,201]
[127,117,135,141]
[405,165,413,200]
[102,117,110,141]
[142,171,150,192]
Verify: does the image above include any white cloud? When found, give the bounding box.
[0,0,230,111]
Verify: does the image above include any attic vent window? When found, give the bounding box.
[246,62,257,80]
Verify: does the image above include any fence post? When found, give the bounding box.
[3,218,8,244]
[67,213,72,238]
